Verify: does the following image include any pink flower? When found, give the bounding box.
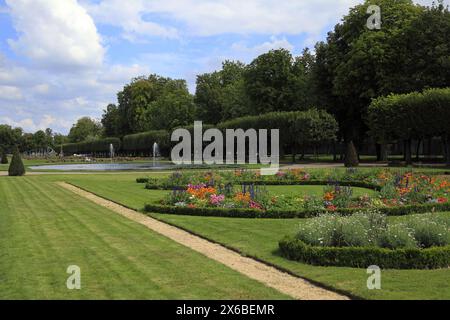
[210,194,225,205]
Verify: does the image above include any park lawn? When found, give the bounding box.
[60,172,450,300]
[0,176,289,299]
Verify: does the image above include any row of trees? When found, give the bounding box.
[2,1,449,165]
[368,88,450,165]
[63,110,338,159]
[312,0,450,165]
[0,125,67,154]
[97,0,450,165]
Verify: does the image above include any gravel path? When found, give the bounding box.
[58,181,348,300]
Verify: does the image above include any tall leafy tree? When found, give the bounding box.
[311,0,423,166]
[68,117,103,143]
[117,74,188,134]
[195,60,249,124]
[101,104,121,137]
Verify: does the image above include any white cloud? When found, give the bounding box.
[231,36,294,57]
[82,0,179,41]
[0,114,60,132]
[6,0,105,71]
[0,85,23,100]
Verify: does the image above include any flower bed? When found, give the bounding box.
[142,169,450,217]
[279,211,450,269]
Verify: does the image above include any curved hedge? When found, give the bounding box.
[144,201,450,219]
[279,236,450,269]
[61,138,121,155]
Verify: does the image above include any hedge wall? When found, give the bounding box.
[279,237,450,269]
[60,138,121,156]
[122,130,171,156]
[368,87,450,164]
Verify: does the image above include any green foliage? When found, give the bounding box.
[68,117,103,143]
[406,214,450,248]
[142,89,196,130]
[122,130,171,156]
[377,224,417,249]
[218,109,338,153]
[244,49,313,114]
[101,104,121,137]
[61,137,121,155]
[8,146,25,176]
[368,87,450,142]
[279,236,450,269]
[195,61,249,124]
[117,74,193,134]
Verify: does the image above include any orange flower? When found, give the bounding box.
[234,192,251,203]
[323,192,335,201]
[187,186,217,199]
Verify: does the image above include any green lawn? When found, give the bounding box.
[0,176,288,299]
[60,172,450,300]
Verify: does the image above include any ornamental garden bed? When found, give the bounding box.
[278,211,450,269]
[141,169,450,218]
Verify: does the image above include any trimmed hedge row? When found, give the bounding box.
[122,130,171,156]
[279,236,450,269]
[143,201,450,219]
[61,138,121,155]
[137,178,381,191]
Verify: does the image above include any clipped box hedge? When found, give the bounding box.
[279,236,450,269]
[143,201,450,219]
[136,177,381,191]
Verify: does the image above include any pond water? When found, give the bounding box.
[29,162,178,171]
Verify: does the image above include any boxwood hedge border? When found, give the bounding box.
[144,201,450,219]
[138,178,382,191]
[278,236,450,269]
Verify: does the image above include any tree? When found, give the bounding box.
[117,74,188,134]
[311,0,423,166]
[244,49,296,114]
[8,145,25,176]
[195,60,249,124]
[0,147,8,164]
[101,104,121,137]
[68,117,103,143]
[142,90,196,130]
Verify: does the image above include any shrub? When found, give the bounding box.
[0,148,8,164]
[8,146,25,176]
[406,214,450,248]
[377,224,417,249]
[279,237,450,269]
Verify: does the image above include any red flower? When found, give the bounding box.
[438,197,448,204]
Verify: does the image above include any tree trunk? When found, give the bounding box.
[404,139,412,165]
[444,135,450,166]
[345,141,359,167]
[415,139,422,162]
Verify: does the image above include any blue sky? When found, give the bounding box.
[0,0,444,134]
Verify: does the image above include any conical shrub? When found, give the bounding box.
[344,141,359,167]
[8,146,25,176]
[0,147,8,164]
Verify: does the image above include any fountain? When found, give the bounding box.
[152,142,159,165]
[109,143,115,162]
